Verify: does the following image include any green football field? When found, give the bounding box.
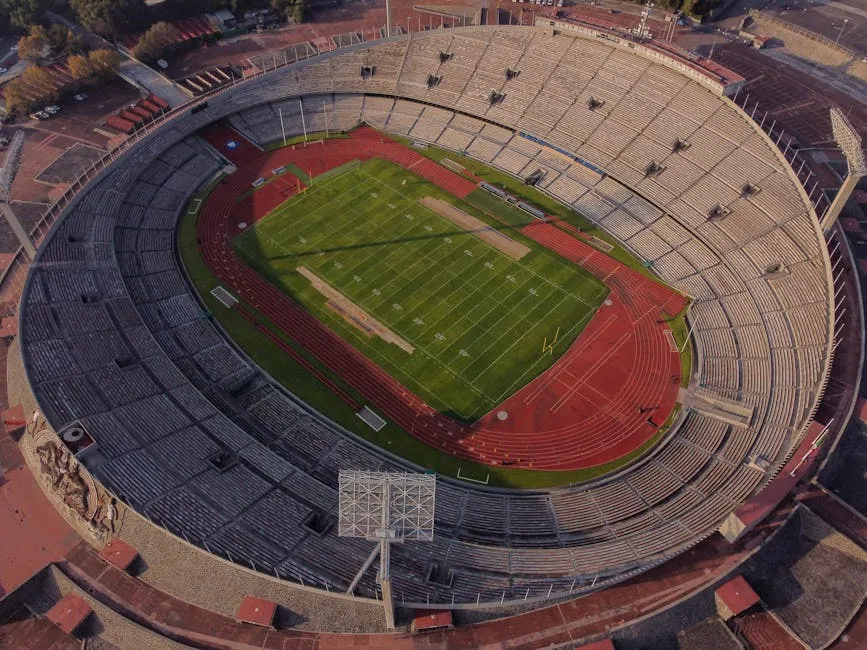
[234,158,608,421]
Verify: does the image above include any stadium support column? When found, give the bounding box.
[0,203,36,259]
[379,536,395,629]
[822,108,866,231]
[378,478,396,629]
[386,0,392,37]
[822,173,861,230]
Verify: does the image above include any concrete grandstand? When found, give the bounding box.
[0,15,863,650]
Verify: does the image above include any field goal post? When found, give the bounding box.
[338,470,436,628]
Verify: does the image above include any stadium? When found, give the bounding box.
[0,10,865,650]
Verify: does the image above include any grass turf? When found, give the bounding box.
[179,184,667,488]
[234,157,608,422]
[178,135,692,488]
[398,139,673,283]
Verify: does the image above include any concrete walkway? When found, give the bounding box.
[117,58,190,107]
[0,342,80,598]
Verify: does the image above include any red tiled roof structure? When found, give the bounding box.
[715,575,760,620]
[98,538,139,572]
[45,593,92,635]
[105,115,136,134]
[411,609,453,632]
[235,595,277,628]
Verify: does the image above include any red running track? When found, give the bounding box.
[196,125,686,470]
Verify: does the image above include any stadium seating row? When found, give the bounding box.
[18,25,833,606]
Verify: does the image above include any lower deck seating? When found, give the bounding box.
[17,26,833,608]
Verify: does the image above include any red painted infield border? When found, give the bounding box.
[197,125,687,470]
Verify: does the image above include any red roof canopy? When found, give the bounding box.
[236,595,277,627]
[46,593,92,635]
[412,609,453,632]
[715,575,760,617]
[98,538,139,571]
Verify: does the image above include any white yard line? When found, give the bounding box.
[240,160,606,414]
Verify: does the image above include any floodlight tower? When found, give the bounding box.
[0,132,36,259]
[821,108,866,230]
[339,471,436,629]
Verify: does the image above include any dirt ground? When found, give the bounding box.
[298,265,415,353]
[419,195,530,260]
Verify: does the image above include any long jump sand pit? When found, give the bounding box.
[419,196,530,260]
[297,266,415,354]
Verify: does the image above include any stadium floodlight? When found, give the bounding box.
[0,131,36,259]
[830,107,866,177]
[822,108,866,230]
[339,470,435,628]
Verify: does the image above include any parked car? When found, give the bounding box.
[44,105,61,114]
[30,111,49,120]
[0,67,7,75]
[74,93,88,101]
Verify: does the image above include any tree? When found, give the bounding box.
[21,65,56,98]
[2,81,29,115]
[70,0,150,37]
[230,0,260,17]
[291,0,309,24]
[270,0,290,19]
[3,65,57,114]
[132,21,180,62]
[87,48,121,78]
[67,53,95,80]
[17,24,48,62]
[49,24,88,56]
[0,0,43,32]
